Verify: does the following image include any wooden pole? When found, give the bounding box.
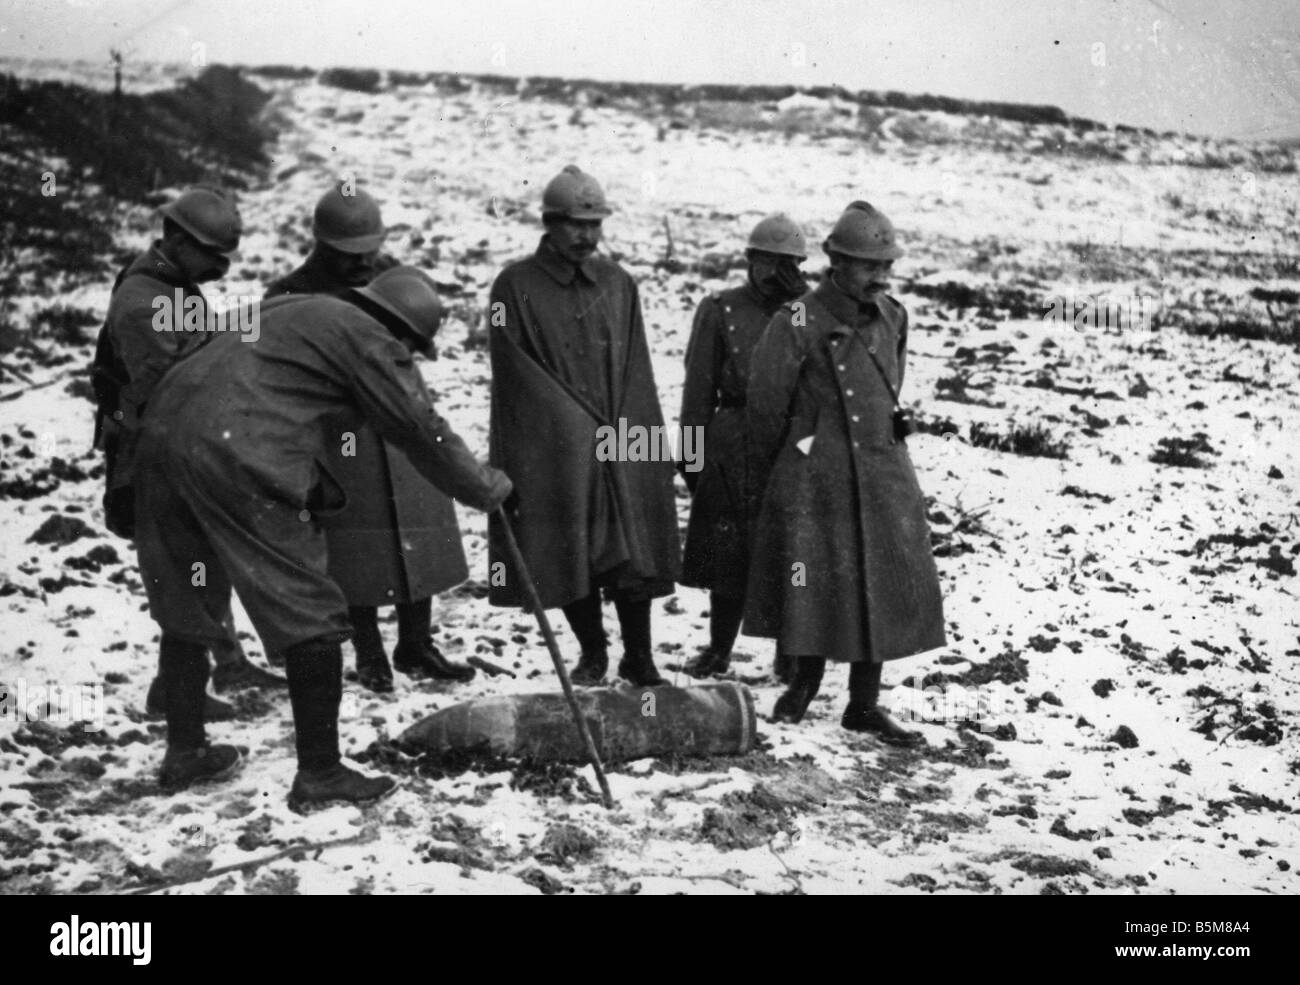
[495,507,615,809]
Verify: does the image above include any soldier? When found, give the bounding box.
[134,267,511,804]
[745,201,947,744]
[91,187,284,720]
[680,215,808,680]
[266,185,475,691]
[487,165,680,687]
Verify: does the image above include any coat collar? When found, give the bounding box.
[809,273,902,342]
[533,235,599,286]
[128,240,195,289]
[815,272,879,326]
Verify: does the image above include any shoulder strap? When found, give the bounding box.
[841,328,900,409]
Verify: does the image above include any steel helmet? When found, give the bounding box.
[352,265,443,354]
[823,201,903,261]
[313,184,386,254]
[541,165,612,220]
[747,214,807,258]
[160,186,242,253]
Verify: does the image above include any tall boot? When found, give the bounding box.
[285,636,397,808]
[349,605,393,693]
[771,656,825,724]
[842,661,922,746]
[147,641,235,721]
[685,592,742,678]
[158,633,242,791]
[563,593,608,686]
[615,597,664,686]
[392,597,475,682]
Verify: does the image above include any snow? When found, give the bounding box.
[1,67,1297,895]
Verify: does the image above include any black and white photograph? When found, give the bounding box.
[0,0,1295,914]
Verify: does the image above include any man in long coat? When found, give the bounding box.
[135,266,511,805]
[92,186,283,718]
[746,201,946,744]
[487,165,680,687]
[680,214,808,679]
[266,184,474,691]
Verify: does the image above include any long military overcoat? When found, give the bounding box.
[265,256,468,606]
[98,243,210,496]
[486,237,680,609]
[744,276,946,663]
[135,294,504,653]
[680,281,785,595]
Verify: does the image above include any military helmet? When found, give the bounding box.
[352,265,443,354]
[160,186,242,253]
[823,200,903,261]
[747,213,807,259]
[542,165,612,220]
[313,184,386,254]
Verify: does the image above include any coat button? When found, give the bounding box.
[837,364,846,372]
[853,440,861,448]
[728,325,735,332]
[868,345,877,354]
[851,414,860,423]
[845,389,854,397]
[112,410,124,421]
[298,510,310,522]
[386,589,395,598]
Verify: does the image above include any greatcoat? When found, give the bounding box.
[744,275,946,663]
[264,255,468,606]
[135,294,503,654]
[486,236,680,609]
[680,280,786,596]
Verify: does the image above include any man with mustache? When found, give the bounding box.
[745,201,947,743]
[487,165,680,687]
[266,184,477,691]
[680,215,808,681]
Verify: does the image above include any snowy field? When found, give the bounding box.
[1,68,1297,895]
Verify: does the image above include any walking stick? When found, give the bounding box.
[495,507,615,809]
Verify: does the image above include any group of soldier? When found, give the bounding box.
[91,164,946,809]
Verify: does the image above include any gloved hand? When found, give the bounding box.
[482,469,513,513]
[502,487,522,519]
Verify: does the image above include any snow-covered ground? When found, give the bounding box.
[1,71,1296,895]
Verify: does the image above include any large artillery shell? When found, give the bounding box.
[397,681,757,763]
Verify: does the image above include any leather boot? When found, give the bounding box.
[569,646,608,686]
[687,592,741,677]
[160,744,244,792]
[842,661,922,746]
[393,637,476,682]
[349,605,393,693]
[771,657,825,724]
[284,636,397,809]
[684,647,730,679]
[618,647,666,687]
[563,594,609,686]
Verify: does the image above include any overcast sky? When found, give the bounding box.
[1,0,1297,139]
